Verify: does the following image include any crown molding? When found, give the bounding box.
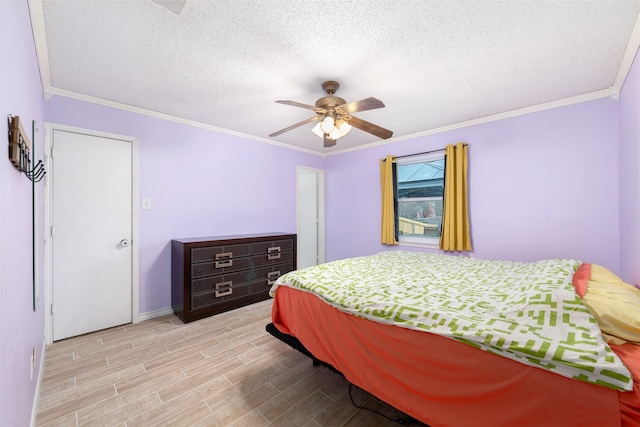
[325,88,614,157]
[28,0,636,159]
[613,10,640,97]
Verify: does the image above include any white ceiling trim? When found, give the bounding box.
[614,10,640,95]
[28,0,50,93]
[324,88,616,157]
[27,0,324,156]
[45,87,322,156]
[44,84,616,159]
[27,0,639,158]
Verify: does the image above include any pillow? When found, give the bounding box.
[572,263,590,298]
[580,264,640,345]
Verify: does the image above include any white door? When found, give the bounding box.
[51,129,133,340]
[297,167,324,268]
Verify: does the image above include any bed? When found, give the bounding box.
[266,251,640,427]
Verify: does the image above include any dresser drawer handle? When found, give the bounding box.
[215,259,233,268]
[267,246,281,260]
[267,270,281,285]
[214,252,233,268]
[214,281,232,297]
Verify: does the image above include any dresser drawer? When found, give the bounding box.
[191,256,252,278]
[191,270,250,294]
[251,239,294,255]
[191,282,251,310]
[252,250,294,268]
[250,263,294,291]
[191,243,251,263]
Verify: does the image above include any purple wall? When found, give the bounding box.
[619,47,640,287]
[325,99,622,274]
[43,97,324,313]
[1,1,46,425]
[3,2,640,423]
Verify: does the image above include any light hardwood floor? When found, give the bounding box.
[36,299,417,426]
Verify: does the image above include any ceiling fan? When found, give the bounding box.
[269,81,393,148]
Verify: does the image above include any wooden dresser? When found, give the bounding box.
[171,232,296,323]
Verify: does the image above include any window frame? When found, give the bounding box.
[396,151,445,249]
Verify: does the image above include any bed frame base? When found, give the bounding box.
[265,323,430,426]
[265,323,340,373]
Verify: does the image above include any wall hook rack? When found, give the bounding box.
[7,115,46,182]
[25,159,46,182]
[7,115,44,311]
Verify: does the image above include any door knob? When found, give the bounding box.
[119,239,130,247]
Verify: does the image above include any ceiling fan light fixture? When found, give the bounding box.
[328,128,341,140]
[312,116,352,140]
[311,122,324,138]
[336,120,352,137]
[272,80,392,146]
[320,116,335,133]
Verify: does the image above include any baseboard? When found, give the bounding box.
[139,307,174,321]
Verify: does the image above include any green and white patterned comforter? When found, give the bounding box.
[270,251,633,391]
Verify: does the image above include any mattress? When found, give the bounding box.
[269,251,640,426]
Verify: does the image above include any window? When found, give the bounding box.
[396,151,445,246]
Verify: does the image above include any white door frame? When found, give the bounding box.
[296,166,325,266]
[43,123,140,345]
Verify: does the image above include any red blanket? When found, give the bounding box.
[273,284,640,426]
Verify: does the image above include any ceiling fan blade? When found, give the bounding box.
[348,115,393,139]
[324,135,336,148]
[269,116,320,137]
[276,100,327,113]
[336,97,385,114]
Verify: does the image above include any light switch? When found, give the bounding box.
[142,198,152,210]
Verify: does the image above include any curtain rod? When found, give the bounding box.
[393,148,444,159]
[383,143,468,161]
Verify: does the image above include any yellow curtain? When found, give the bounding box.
[440,143,472,251]
[380,155,398,245]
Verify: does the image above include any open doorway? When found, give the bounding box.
[296,166,325,269]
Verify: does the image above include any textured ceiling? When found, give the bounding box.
[29,0,640,154]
